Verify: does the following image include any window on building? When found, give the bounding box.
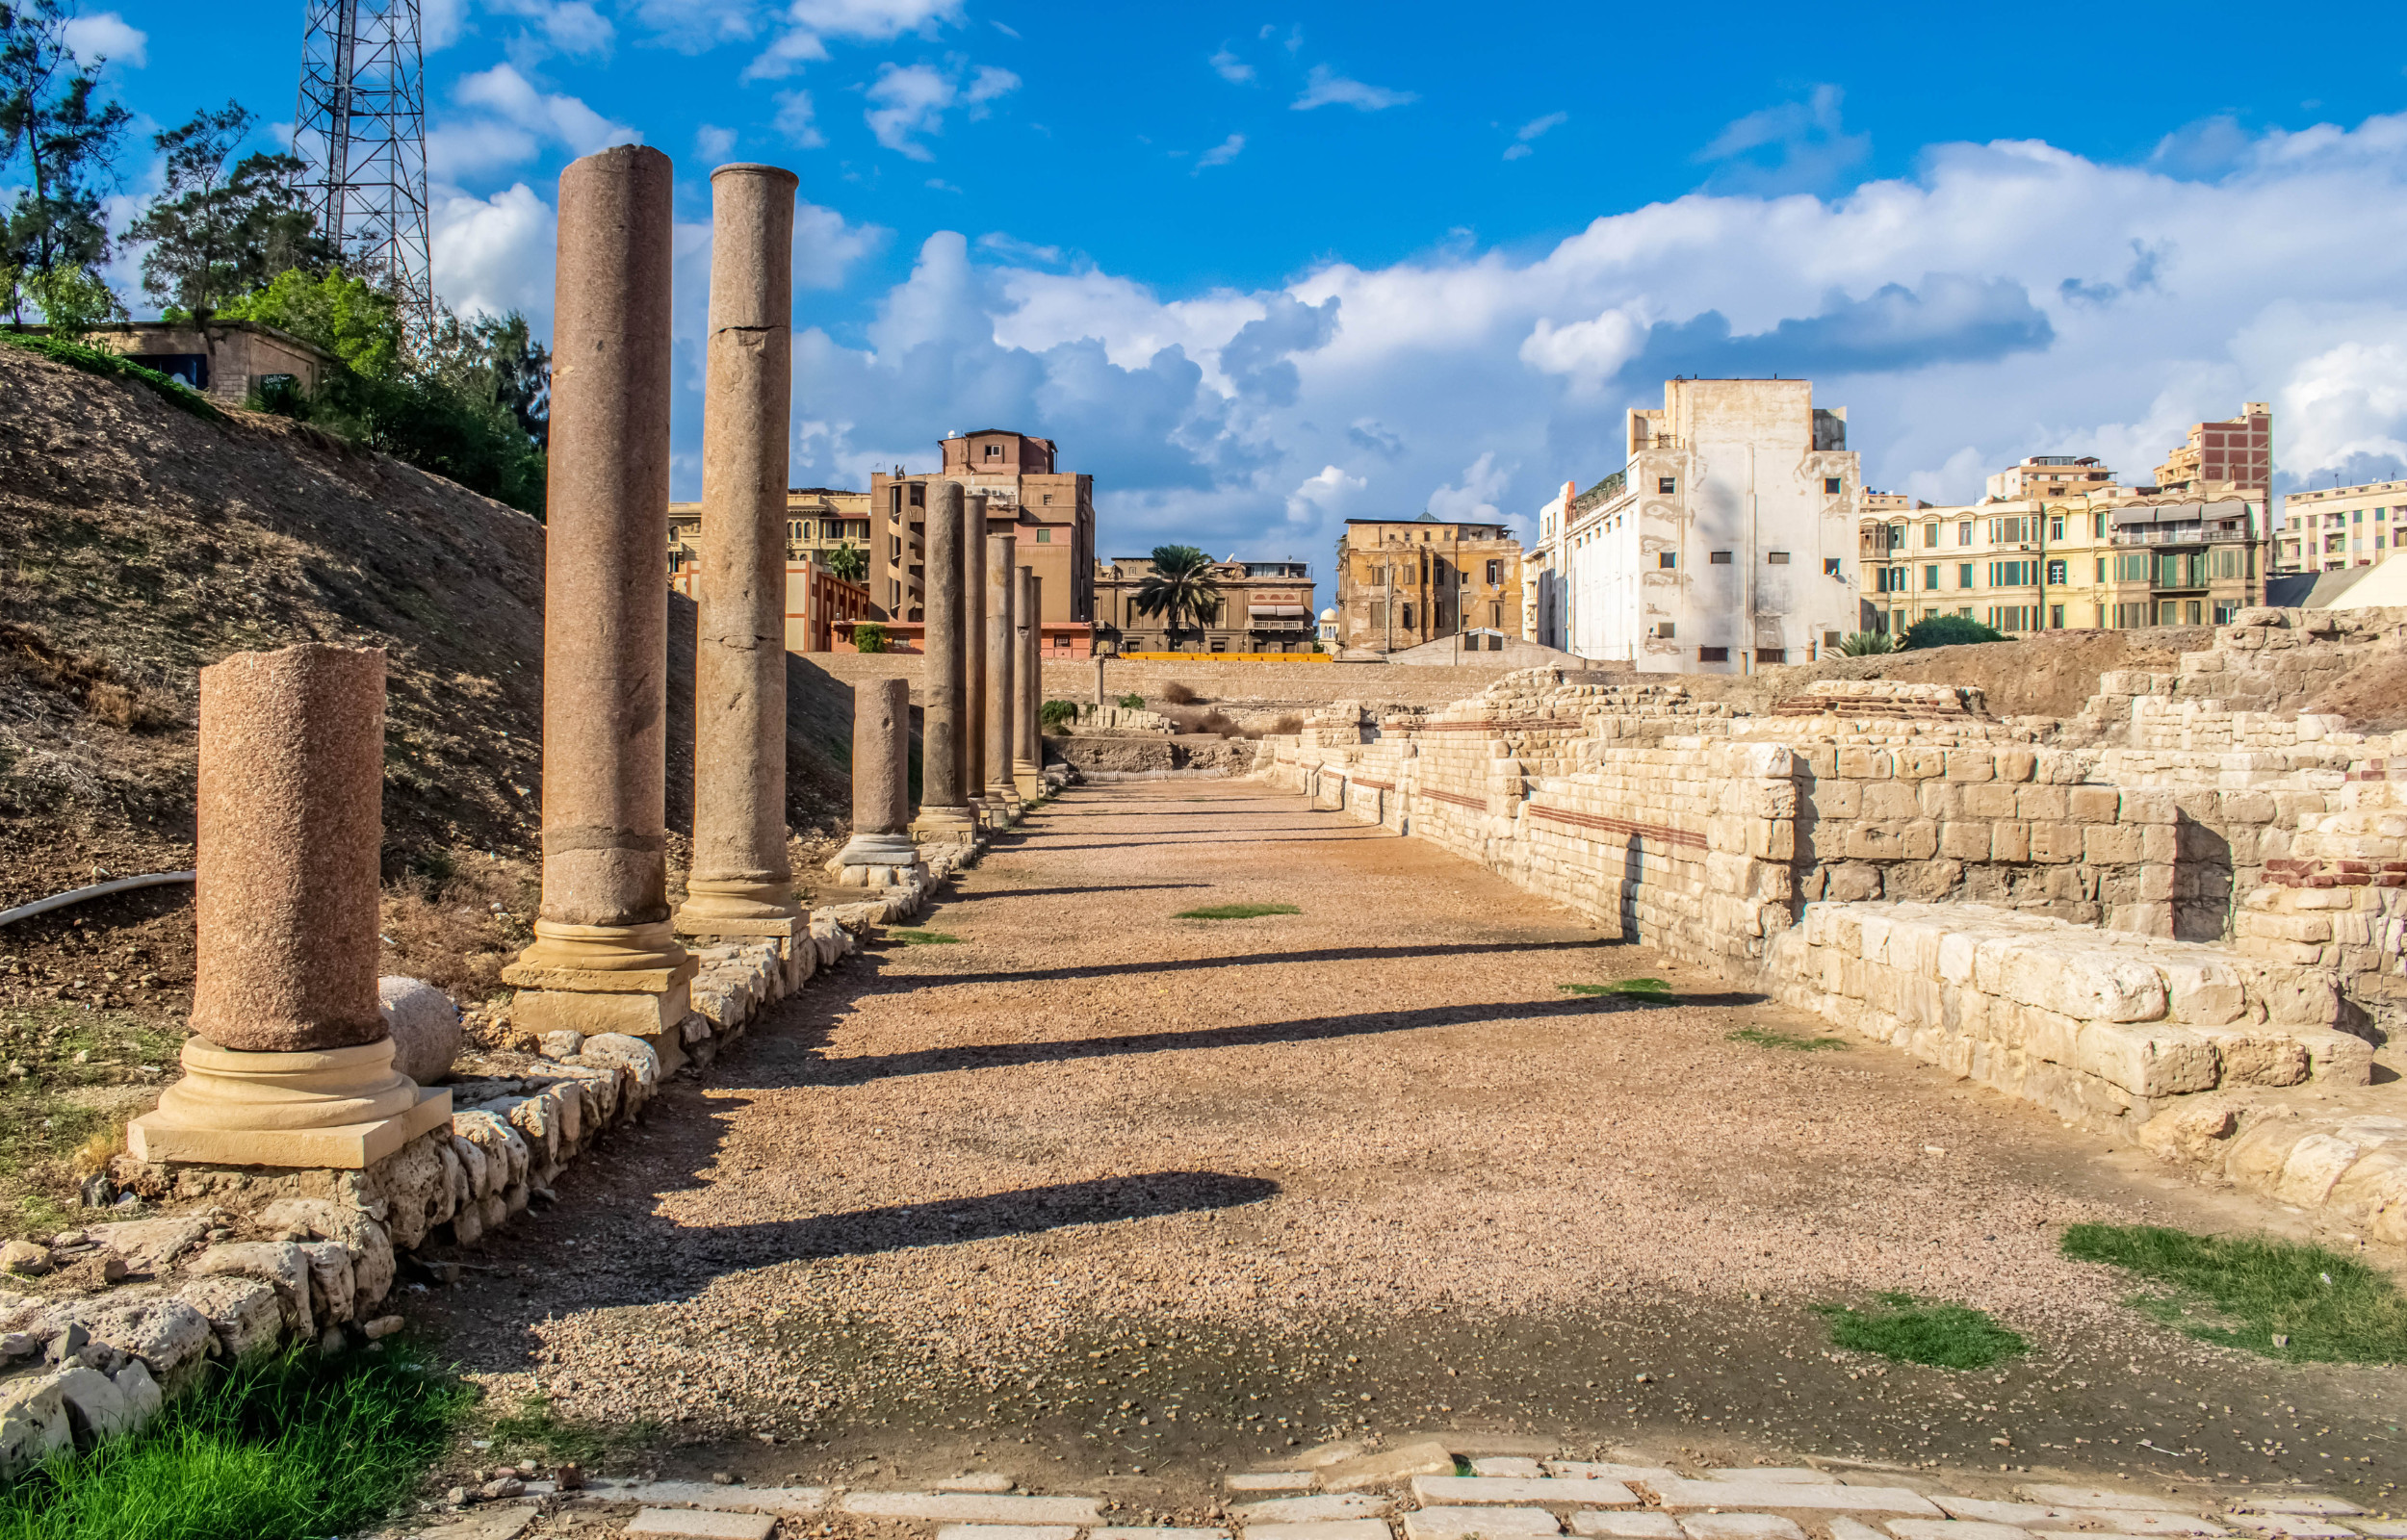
[2096,557,2107,582]
[1958,522,1975,546]
[2049,604,2065,629]
[2354,509,2364,523]
[2045,558,2067,583]
[1767,551,1791,564]
[2095,513,2109,538]
[1043,494,1053,505]
[1758,649,1787,664]
[2214,601,2240,624]
[1698,647,1728,662]
[1923,565,1939,590]
[1036,527,1051,543]
[984,442,1002,459]
[2050,516,2065,540]
[1824,477,1842,495]
[1825,557,1842,576]
[910,484,924,506]
[1959,562,1976,588]
[1709,551,1732,564]
[1486,559,1502,584]
[1209,636,1227,652]
[1659,552,1677,570]
[1655,622,1675,638]
[1989,560,2035,586]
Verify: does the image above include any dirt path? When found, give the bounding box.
[419,781,2403,1507]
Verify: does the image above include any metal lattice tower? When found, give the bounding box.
[294,0,432,341]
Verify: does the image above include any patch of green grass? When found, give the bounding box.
[1176,903,1302,920]
[2,1006,186,1231]
[1816,1293,2028,1370]
[0,331,224,424]
[2061,1222,2407,1363]
[481,1391,650,1467]
[887,929,963,945]
[0,1341,468,1540]
[1559,978,1672,999]
[1729,1026,1848,1050]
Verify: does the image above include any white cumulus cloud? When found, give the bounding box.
[61,12,143,66]
[864,60,1016,158]
[1292,64,1416,112]
[1195,134,1245,173]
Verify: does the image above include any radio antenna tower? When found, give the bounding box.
[294,0,434,344]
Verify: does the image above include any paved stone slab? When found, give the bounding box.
[1680,1518,1807,1540]
[938,1476,1023,1493]
[1934,1502,2069,1527]
[1406,1507,1562,1540]
[1891,1522,2033,1540]
[2226,1524,2356,1539]
[1828,1520,1888,1540]
[1548,1465,1680,1488]
[2021,1492,2194,1516]
[1093,1529,1231,1540]
[1474,1460,1548,1478]
[390,1507,539,1540]
[1651,1482,1940,1517]
[933,1526,1077,1540]
[1571,1515,1682,1539]
[1237,1496,1392,1523]
[1231,1474,1320,1492]
[2344,1527,2407,1538]
[1324,1442,1458,1493]
[626,1510,777,1540]
[1244,1522,1394,1540]
[2231,1506,2364,1521]
[607,1482,828,1515]
[1707,1472,1826,1485]
[1412,1478,1639,1508]
[841,1494,1106,1525]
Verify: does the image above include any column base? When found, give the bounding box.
[1013,766,1044,799]
[985,781,1024,824]
[673,910,811,990]
[127,1038,453,1170]
[503,919,699,1076]
[909,805,981,845]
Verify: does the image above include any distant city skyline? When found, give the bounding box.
[62,1,2407,551]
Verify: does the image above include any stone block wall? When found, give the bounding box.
[2234,757,2407,1030]
[1763,901,2368,1133]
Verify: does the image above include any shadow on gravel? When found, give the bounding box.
[1013,836,1391,851]
[797,988,1765,1086]
[957,884,1214,901]
[913,937,1622,989]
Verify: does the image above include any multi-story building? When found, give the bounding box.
[2276,479,2407,573]
[867,430,1096,644]
[664,487,874,653]
[1333,515,1523,654]
[1986,455,2119,501]
[1093,556,1317,654]
[1530,377,1862,673]
[1859,490,2265,634]
[2156,403,2271,498]
[667,487,873,580]
[1862,490,1930,516]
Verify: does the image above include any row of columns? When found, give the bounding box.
[130,144,1058,1170]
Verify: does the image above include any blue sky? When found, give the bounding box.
[57,1,2407,559]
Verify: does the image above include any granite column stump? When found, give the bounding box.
[962,492,991,828]
[127,645,451,1168]
[827,677,922,886]
[500,144,699,1058]
[1014,567,1045,799]
[673,162,809,984]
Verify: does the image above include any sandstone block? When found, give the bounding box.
[2083,826,2145,865]
[1945,750,1995,783]
[1646,1482,1938,1516]
[2068,786,2120,822]
[176,1275,282,1361]
[1572,1517,1681,1540]
[1411,1478,1638,1507]
[186,1243,313,1335]
[1407,1510,1561,1540]
[841,1495,1107,1525]
[2030,823,2083,863]
[2076,1023,2219,1097]
[1320,1441,1455,1491]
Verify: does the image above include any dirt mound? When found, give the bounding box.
[2301,634,2407,732]
[1680,628,2209,721]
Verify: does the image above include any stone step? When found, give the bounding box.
[1406,1506,1563,1540]
[1648,1482,1941,1517]
[1234,1496,1391,1524]
[841,1493,1107,1525]
[625,1509,778,1540]
[1411,1477,1639,1509]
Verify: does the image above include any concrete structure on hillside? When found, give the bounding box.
[1093,554,1317,654]
[1334,515,1522,654]
[128,645,450,1168]
[2277,478,2407,573]
[869,430,1095,648]
[69,319,338,405]
[1534,378,1861,673]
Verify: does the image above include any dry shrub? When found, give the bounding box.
[377,851,535,1003]
[1242,711,1305,739]
[1,621,180,732]
[1197,709,1238,737]
[1159,680,1197,705]
[1160,705,1204,733]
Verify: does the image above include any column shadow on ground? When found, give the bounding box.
[958,884,1213,901]
[886,937,1619,989]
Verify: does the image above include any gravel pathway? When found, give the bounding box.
[416,782,2404,1508]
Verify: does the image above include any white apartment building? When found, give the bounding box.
[2277,478,2407,573]
[1537,378,1862,673]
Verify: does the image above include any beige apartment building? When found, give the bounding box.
[1093,556,1317,654]
[1860,450,2265,634]
[867,429,1096,638]
[1334,515,1524,654]
[2276,478,2407,573]
[667,487,873,578]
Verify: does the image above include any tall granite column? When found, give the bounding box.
[675,162,805,970]
[909,479,978,841]
[827,678,920,886]
[962,492,989,824]
[1014,568,1045,798]
[983,533,1021,819]
[501,145,698,1047]
[128,645,451,1168]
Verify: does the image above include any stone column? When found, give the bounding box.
[827,678,922,886]
[1095,654,1107,710]
[1014,568,1045,797]
[962,493,989,824]
[128,646,451,1168]
[675,162,805,969]
[501,144,698,1051]
[909,479,978,842]
[984,533,1022,819]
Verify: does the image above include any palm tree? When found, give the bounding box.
[1131,545,1223,652]
[825,542,867,583]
